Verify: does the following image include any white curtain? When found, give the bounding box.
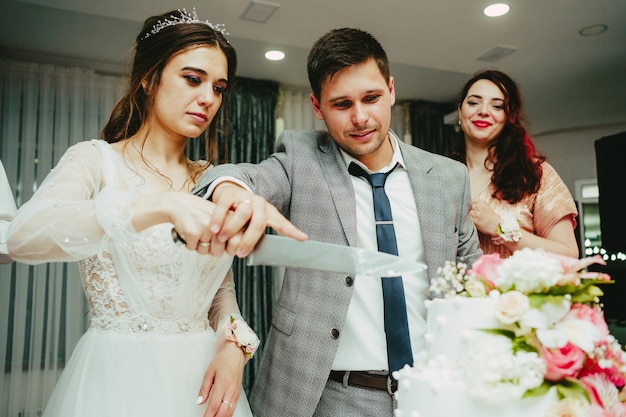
[275,86,325,142]
[0,58,124,417]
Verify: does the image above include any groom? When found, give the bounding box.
[195,27,482,417]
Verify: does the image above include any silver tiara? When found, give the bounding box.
[142,8,228,40]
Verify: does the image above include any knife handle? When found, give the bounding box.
[171,227,186,245]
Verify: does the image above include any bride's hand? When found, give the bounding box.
[196,342,246,417]
[162,191,267,257]
[162,192,221,252]
[207,182,307,258]
[130,191,222,253]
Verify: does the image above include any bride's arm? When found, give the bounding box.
[7,141,216,264]
[7,141,118,263]
[209,269,259,360]
[207,269,241,329]
[198,269,258,413]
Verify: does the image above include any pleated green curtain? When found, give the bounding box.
[407,100,456,156]
[219,76,279,394]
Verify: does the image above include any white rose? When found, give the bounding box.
[465,280,487,297]
[495,291,529,324]
[499,215,520,234]
[232,321,260,348]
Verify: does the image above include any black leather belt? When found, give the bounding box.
[329,370,397,394]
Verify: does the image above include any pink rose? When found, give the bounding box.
[540,342,586,381]
[468,253,503,288]
[569,304,609,339]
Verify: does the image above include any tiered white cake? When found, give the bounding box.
[393,249,626,416]
[393,296,559,417]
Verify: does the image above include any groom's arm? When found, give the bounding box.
[192,131,307,257]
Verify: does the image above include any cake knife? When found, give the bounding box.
[246,234,427,276]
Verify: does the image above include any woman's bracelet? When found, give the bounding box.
[222,315,260,359]
[492,214,522,245]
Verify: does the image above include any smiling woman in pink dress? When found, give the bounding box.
[450,69,578,259]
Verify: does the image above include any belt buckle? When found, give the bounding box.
[386,376,397,395]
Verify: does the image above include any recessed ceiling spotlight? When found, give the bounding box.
[265,50,285,61]
[579,24,608,36]
[483,3,510,17]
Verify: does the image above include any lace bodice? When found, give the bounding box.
[79,223,233,323]
[9,139,239,328]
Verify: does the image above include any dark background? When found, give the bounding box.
[594,131,626,321]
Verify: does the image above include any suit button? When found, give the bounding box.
[330,328,340,339]
[344,276,354,287]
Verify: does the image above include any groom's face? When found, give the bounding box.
[310,58,396,171]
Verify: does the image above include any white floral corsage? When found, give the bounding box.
[222,315,260,359]
[492,214,522,245]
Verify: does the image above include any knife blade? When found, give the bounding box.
[246,234,426,276]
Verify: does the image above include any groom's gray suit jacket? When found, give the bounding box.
[195,129,482,417]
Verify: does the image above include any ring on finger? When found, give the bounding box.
[222,399,233,408]
[198,241,211,248]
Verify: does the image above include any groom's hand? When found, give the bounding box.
[208,182,307,258]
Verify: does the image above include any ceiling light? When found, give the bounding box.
[265,50,285,61]
[240,0,280,23]
[483,3,510,17]
[579,24,608,36]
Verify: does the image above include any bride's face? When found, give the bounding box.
[148,45,229,140]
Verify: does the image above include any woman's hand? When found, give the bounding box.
[130,191,246,255]
[132,187,306,257]
[469,198,500,236]
[165,192,220,252]
[196,342,246,417]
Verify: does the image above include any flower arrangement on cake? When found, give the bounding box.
[430,248,626,417]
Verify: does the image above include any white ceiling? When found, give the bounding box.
[1,0,625,135]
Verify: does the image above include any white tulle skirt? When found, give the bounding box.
[42,327,253,417]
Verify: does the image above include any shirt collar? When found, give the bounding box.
[340,130,406,174]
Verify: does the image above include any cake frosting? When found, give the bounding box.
[393,297,559,417]
[393,249,626,417]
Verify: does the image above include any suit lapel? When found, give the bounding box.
[316,139,358,248]
[399,142,445,279]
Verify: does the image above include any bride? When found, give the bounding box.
[7,8,304,417]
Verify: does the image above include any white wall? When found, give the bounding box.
[533,123,626,196]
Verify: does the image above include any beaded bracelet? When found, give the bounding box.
[223,315,260,359]
[492,215,522,245]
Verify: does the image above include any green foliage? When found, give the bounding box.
[522,379,590,403]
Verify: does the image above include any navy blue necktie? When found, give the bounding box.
[348,162,413,379]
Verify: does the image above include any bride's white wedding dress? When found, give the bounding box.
[8,139,254,417]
